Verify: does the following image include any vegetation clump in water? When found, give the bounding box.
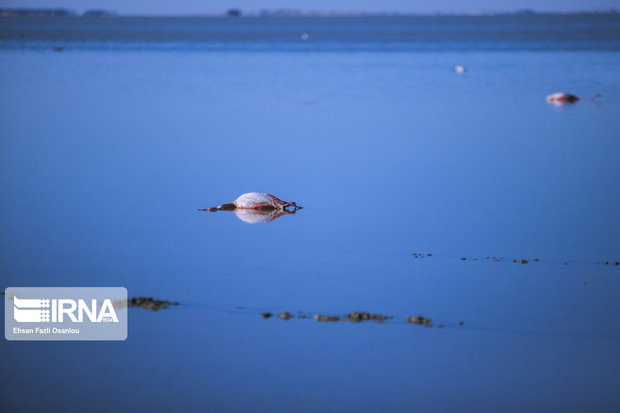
[277,312,293,320]
[343,312,391,323]
[128,297,179,311]
[313,314,341,322]
[405,315,431,326]
[260,311,461,327]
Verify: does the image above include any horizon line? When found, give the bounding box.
[1,7,619,18]
[0,7,620,18]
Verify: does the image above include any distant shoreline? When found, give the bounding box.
[1,8,619,18]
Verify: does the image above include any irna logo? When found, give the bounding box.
[5,287,127,341]
[13,296,119,323]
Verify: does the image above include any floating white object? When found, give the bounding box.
[454,65,467,73]
[301,33,309,40]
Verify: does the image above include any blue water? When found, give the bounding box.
[1,15,620,412]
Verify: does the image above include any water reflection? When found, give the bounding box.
[199,207,301,223]
[231,208,300,224]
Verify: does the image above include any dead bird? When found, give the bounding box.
[199,192,302,223]
[199,192,301,212]
[546,92,581,104]
[546,92,602,105]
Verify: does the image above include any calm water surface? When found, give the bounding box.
[1,15,620,412]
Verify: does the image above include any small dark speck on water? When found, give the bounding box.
[614,261,619,266]
[460,257,467,261]
[458,321,464,326]
[260,312,272,319]
[520,259,528,264]
[53,46,64,52]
